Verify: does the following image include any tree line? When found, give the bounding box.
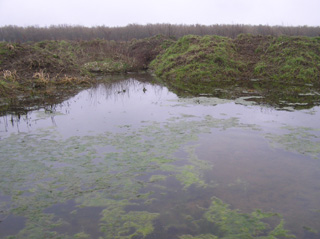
[1,23,320,42]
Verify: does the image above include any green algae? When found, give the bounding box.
[99,200,159,239]
[180,235,218,239]
[149,175,167,183]
[1,111,300,238]
[180,197,295,239]
[73,232,91,239]
[265,126,320,159]
[176,165,206,190]
[302,226,318,234]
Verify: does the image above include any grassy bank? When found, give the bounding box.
[150,34,320,108]
[151,34,320,83]
[253,35,320,82]
[0,36,173,112]
[1,34,320,112]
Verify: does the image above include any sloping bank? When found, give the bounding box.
[150,34,320,104]
[0,36,174,114]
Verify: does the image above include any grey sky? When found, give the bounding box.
[0,0,319,27]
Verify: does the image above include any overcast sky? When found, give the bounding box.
[0,0,319,27]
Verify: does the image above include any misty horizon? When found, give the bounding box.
[1,0,319,28]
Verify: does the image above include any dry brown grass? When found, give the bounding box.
[2,70,18,82]
[55,75,91,85]
[33,70,50,84]
[6,44,15,50]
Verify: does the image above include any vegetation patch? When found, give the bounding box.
[83,59,133,73]
[254,36,320,82]
[265,125,320,159]
[1,34,320,111]
[100,201,159,239]
[0,113,267,238]
[180,197,295,239]
[0,36,172,113]
[150,35,245,94]
[151,34,320,85]
[150,34,320,108]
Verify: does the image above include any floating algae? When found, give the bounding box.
[265,125,320,159]
[99,199,159,239]
[149,175,167,183]
[180,197,295,239]
[0,113,264,238]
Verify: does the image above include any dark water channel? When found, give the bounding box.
[0,74,320,239]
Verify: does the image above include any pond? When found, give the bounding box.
[0,74,320,239]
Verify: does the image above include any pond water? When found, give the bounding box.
[0,74,320,239]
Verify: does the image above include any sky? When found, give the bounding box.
[0,0,319,27]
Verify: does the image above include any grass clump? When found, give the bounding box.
[83,58,133,73]
[0,70,21,97]
[255,36,320,83]
[2,69,18,82]
[151,35,244,83]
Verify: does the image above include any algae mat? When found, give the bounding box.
[0,117,294,239]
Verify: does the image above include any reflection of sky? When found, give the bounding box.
[0,78,319,138]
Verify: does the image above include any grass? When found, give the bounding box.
[83,58,133,73]
[152,34,320,84]
[150,35,246,96]
[150,34,320,99]
[253,36,320,82]
[151,35,244,82]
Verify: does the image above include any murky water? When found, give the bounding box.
[0,75,320,239]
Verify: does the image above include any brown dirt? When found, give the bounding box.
[233,35,273,77]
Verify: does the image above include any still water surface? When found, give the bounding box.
[0,75,320,239]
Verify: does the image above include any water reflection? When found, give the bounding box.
[0,76,177,136]
[165,78,320,110]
